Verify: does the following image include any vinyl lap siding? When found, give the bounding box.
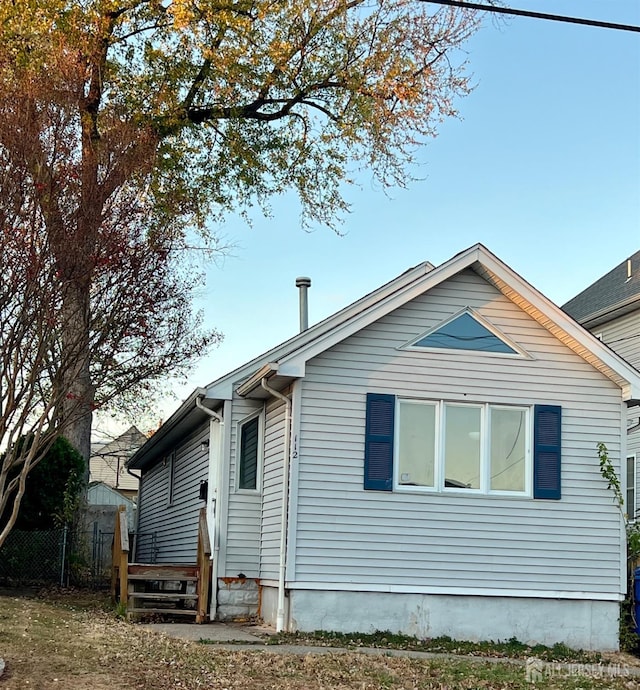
[597,310,640,369]
[135,423,209,563]
[260,398,286,580]
[293,269,624,596]
[594,311,640,521]
[224,397,262,577]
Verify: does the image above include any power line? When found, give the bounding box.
[419,0,640,33]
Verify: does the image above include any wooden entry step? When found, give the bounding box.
[126,607,199,616]
[128,591,199,602]
[111,506,212,623]
[127,564,200,581]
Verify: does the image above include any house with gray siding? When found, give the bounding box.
[129,244,640,650]
[563,250,640,522]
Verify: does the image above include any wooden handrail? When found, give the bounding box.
[196,507,212,623]
[111,505,130,605]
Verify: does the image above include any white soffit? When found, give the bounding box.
[474,259,640,400]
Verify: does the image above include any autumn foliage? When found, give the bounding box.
[0,0,484,545]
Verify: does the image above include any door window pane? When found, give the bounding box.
[397,401,436,487]
[490,408,526,492]
[444,405,481,489]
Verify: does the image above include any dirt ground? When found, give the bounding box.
[0,591,638,690]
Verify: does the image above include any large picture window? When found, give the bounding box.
[396,399,529,495]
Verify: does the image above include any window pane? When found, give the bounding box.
[444,405,480,489]
[239,417,259,490]
[490,408,526,492]
[414,313,516,354]
[398,401,436,487]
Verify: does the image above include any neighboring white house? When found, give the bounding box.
[128,244,640,651]
[90,426,146,500]
[563,250,640,522]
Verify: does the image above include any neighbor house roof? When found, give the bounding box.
[129,244,640,471]
[563,250,640,328]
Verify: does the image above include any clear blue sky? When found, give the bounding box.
[113,0,640,429]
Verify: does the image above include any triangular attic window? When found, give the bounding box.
[411,311,518,355]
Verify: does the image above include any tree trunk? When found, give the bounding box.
[60,277,95,481]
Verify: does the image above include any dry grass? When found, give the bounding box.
[0,590,638,689]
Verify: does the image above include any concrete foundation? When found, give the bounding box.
[216,577,261,621]
[259,587,619,651]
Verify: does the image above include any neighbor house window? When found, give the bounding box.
[238,414,261,491]
[627,454,636,521]
[395,400,529,495]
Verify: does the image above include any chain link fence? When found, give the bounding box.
[0,527,157,588]
[0,528,68,586]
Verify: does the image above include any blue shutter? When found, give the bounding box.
[534,404,561,500]
[364,393,395,491]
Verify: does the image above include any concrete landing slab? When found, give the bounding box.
[142,621,267,644]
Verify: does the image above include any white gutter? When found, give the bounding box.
[195,396,223,621]
[195,396,223,423]
[236,363,278,397]
[261,377,292,633]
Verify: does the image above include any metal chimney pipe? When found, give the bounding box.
[295,277,311,332]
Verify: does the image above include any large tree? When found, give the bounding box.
[0,0,484,544]
[0,173,214,545]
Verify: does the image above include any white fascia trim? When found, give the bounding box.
[128,386,209,468]
[278,245,484,372]
[203,261,436,392]
[285,581,623,601]
[206,379,234,401]
[279,244,640,400]
[478,250,640,400]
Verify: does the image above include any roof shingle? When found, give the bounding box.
[563,250,640,325]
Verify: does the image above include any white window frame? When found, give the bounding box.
[396,398,440,490]
[400,307,530,359]
[627,453,636,522]
[235,410,263,494]
[394,398,532,497]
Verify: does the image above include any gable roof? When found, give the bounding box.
[129,244,640,470]
[91,426,147,459]
[562,250,640,327]
[236,244,640,400]
[128,261,435,469]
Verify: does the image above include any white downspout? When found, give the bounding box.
[261,377,292,633]
[195,397,223,618]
